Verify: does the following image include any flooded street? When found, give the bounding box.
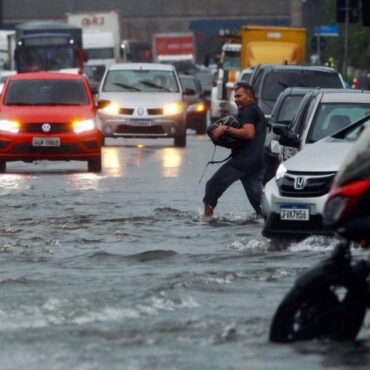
[1,133,370,370]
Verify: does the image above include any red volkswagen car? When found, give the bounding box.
[0,72,102,172]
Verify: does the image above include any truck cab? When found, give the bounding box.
[210,42,241,122]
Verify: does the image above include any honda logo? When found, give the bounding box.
[294,176,306,190]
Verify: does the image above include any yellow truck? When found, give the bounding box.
[210,25,307,121]
[238,25,306,69]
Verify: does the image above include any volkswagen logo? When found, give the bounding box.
[294,176,306,190]
[41,123,51,133]
[137,107,145,116]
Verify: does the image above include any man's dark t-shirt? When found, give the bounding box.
[230,102,266,172]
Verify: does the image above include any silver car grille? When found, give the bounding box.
[278,172,336,197]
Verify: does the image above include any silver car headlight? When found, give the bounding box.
[275,163,287,181]
[101,102,120,115]
[0,119,20,133]
[163,101,184,116]
[73,119,96,133]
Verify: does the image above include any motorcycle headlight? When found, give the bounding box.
[0,119,20,133]
[102,102,120,115]
[163,101,184,116]
[73,119,96,133]
[275,163,287,181]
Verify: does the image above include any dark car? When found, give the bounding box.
[84,63,107,94]
[250,64,345,120]
[179,74,208,135]
[263,87,313,183]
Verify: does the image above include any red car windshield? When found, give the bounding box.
[4,79,89,106]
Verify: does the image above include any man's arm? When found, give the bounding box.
[212,123,255,141]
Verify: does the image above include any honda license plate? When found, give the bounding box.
[280,205,310,221]
[32,137,60,147]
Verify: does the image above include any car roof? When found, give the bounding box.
[280,87,317,96]
[304,88,370,99]
[8,72,84,81]
[252,64,339,73]
[107,63,176,71]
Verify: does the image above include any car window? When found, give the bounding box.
[180,77,197,91]
[240,72,252,83]
[262,71,343,101]
[289,94,316,133]
[307,103,370,142]
[102,69,180,93]
[4,79,89,105]
[276,95,305,124]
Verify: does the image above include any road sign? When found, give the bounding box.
[314,25,340,37]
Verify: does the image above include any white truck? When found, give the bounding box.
[0,30,16,70]
[66,11,121,66]
[210,42,241,122]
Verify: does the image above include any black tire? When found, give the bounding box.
[263,151,279,185]
[174,131,186,147]
[0,161,6,173]
[88,156,102,173]
[196,123,207,135]
[269,278,368,342]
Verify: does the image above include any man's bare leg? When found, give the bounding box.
[203,203,214,217]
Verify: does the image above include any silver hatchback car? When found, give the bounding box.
[97,63,187,147]
[261,115,370,239]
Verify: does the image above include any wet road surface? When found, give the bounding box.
[1,133,370,369]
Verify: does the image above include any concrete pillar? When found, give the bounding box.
[291,0,303,27]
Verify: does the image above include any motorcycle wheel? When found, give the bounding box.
[269,279,368,342]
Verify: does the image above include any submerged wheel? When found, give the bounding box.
[0,161,6,173]
[269,278,368,342]
[174,131,186,147]
[88,156,102,173]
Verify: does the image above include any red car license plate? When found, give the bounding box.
[32,137,60,147]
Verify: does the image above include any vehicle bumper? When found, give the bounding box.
[99,112,186,139]
[0,130,102,162]
[261,177,332,238]
[186,111,207,130]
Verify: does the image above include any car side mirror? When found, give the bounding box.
[279,132,301,148]
[96,99,110,110]
[272,124,289,136]
[183,87,196,96]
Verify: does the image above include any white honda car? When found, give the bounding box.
[261,115,370,240]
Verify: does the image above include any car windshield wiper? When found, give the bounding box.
[33,103,84,106]
[6,102,33,106]
[112,82,140,91]
[138,80,172,91]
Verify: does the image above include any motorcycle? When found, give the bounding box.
[269,124,370,343]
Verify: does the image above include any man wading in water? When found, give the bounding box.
[203,82,266,217]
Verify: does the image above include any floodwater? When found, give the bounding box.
[1,134,370,370]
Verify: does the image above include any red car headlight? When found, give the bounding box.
[0,119,20,133]
[72,119,96,133]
